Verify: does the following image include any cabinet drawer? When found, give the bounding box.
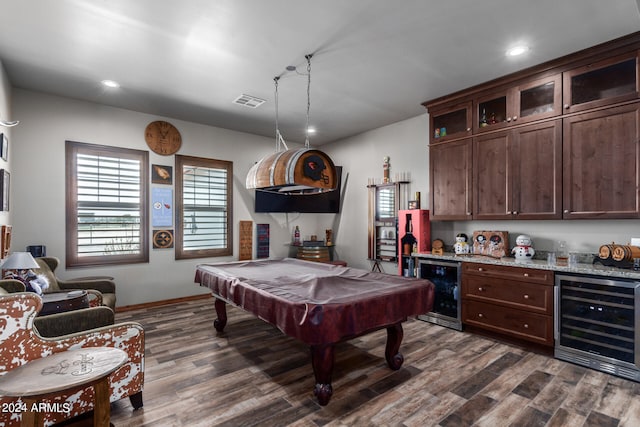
[463,276,553,315]
[463,262,553,285]
[462,300,553,346]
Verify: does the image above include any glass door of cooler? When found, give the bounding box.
[417,259,462,331]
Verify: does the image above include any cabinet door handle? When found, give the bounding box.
[524,323,529,329]
[512,115,518,121]
[478,313,484,318]
[523,273,529,277]
[523,294,529,299]
[466,127,471,131]
[564,104,570,109]
[478,267,483,271]
[506,211,512,214]
[478,287,484,292]
[563,209,570,213]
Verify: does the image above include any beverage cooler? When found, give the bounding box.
[398,209,430,276]
[417,259,462,331]
[555,274,640,381]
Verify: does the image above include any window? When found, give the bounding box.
[175,155,233,260]
[66,141,149,267]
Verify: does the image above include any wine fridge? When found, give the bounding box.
[555,274,640,382]
[417,259,462,331]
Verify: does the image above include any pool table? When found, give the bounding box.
[194,258,434,405]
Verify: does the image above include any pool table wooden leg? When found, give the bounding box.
[310,344,334,406]
[213,298,227,332]
[385,322,404,370]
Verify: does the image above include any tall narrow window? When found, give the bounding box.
[175,155,233,260]
[66,141,149,267]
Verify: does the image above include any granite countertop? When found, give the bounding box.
[414,252,640,281]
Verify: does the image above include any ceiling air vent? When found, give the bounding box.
[233,94,266,108]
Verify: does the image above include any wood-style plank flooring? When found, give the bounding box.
[108,297,640,426]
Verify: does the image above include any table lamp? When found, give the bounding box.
[1,251,40,279]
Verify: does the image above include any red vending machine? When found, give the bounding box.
[398,209,431,276]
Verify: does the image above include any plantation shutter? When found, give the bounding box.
[175,155,232,259]
[66,141,149,267]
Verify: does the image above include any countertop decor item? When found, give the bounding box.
[512,234,535,262]
[472,231,508,258]
[453,233,470,255]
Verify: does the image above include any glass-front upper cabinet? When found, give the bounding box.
[474,74,562,132]
[429,101,472,143]
[563,52,639,113]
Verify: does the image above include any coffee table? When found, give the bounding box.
[39,290,89,316]
[0,347,126,427]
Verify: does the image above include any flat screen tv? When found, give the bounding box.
[254,166,342,213]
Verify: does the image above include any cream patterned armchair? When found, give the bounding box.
[0,293,144,426]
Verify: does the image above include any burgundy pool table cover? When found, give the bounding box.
[195,258,435,345]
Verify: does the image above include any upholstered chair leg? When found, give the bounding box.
[130,391,144,410]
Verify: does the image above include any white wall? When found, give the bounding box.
[323,114,430,273]
[0,62,13,227]
[11,89,340,306]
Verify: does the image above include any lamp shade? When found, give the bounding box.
[246,148,337,193]
[1,252,40,270]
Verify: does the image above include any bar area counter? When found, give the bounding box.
[414,252,640,281]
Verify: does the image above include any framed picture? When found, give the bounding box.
[152,229,174,249]
[152,164,173,185]
[151,187,172,227]
[0,225,11,259]
[0,133,7,161]
[408,200,419,210]
[0,169,9,211]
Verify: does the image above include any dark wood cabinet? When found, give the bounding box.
[429,138,472,220]
[474,74,562,133]
[429,101,472,144]
[425,33,640,221]
[461,262,554,347]
[510,120,563,219]
[472,119,562,220]
[562,103,640,219]
[562,52,639,114]
[473,131,510,219]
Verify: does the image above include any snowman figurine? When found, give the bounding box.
[453,233,470,255]
[512,234,535,262]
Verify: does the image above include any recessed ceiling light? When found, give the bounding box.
[101,79,120,88]
[506,45,529,57]
[306,127,316,135]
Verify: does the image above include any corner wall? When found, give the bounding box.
[0,61,12,228]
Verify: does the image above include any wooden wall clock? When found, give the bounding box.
[145,121,182,155]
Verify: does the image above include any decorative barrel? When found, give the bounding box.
[612,245,640,262]
[598,244,616,260]
[246,148,337,192]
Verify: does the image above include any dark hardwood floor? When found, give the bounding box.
[109,297,640,426]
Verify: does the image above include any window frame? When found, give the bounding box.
[65,141,149,268]
[175,154,233,260]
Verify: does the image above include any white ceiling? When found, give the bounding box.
[1,0,639,145]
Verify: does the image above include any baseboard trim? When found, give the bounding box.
[116,293,212,313]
